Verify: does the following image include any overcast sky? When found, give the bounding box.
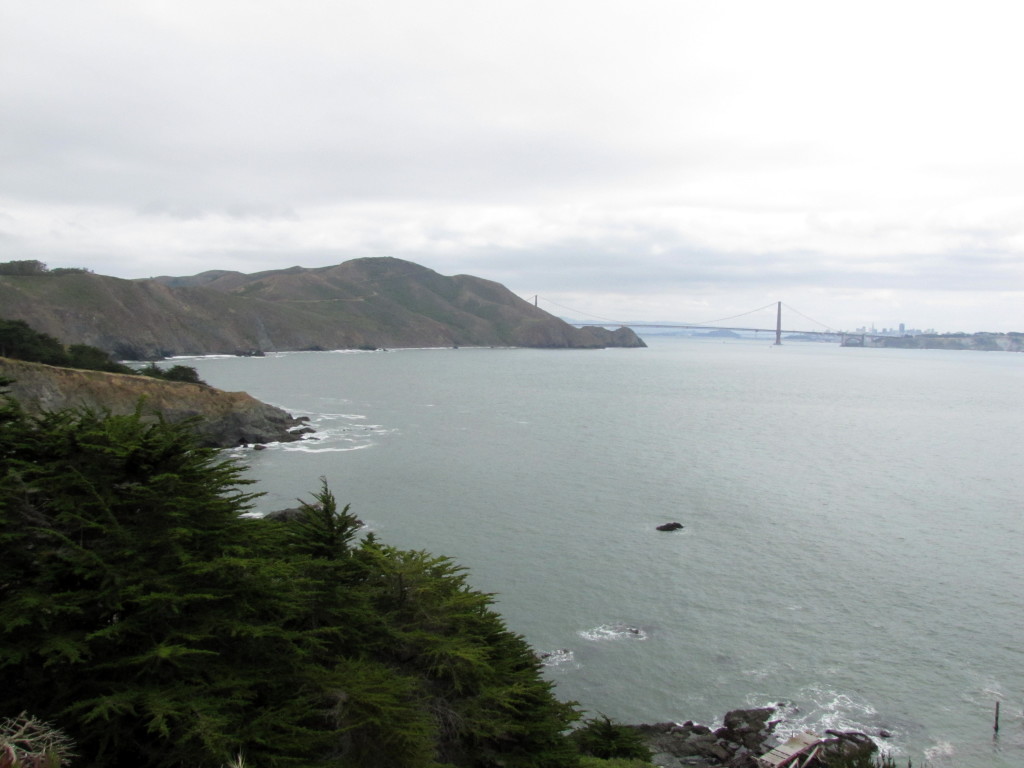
[3,1,1023,332]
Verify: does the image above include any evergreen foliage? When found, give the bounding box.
[137,363,207,385]
[0,318,208,381]
[0,260,50,276]
[0,320,69,366]
[570,716,652,762]
[0,320,130,374]
[64,345,131,374]
[0,397,579,767]
[0,261,90,276]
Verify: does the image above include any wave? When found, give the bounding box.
[748,686,898,757]
[281,442,375,454]
[536,648,576,667]
[578,623,649,642]
[923,740,956,766]
[262,410,396,453]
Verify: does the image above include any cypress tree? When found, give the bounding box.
[0,399,581,767]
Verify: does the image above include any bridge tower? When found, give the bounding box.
[775,301,782,345]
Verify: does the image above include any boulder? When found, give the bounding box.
[819,731,877,763]
[656,522,684,531]
[636,711,877,768]
[716,708,775,751]
[635,709,778,767]
[263,506,310,522]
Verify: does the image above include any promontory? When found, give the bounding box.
[0,357,309,448]
[0,257,645,358]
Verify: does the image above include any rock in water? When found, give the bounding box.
[656,522,684,531]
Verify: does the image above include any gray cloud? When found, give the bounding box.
[2,1,1024,332]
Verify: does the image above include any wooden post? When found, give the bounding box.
[994,701,1000,733]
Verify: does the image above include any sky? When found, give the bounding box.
[3,1,1024,333]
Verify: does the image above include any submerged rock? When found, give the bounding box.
[656,522,684,531]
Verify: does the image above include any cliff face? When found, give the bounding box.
[0,358,308,448]
[0,257,645,357]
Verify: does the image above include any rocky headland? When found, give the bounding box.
[0,357,309,448]
[0,257,646,358]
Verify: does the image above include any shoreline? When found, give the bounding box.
[631,707,879,768]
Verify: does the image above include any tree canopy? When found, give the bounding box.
[0,391,579,767]
[0,319,129,373]
[0,260,91,276]
[0,319,205,383]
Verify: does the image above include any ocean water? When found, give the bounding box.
[179,337,1024,767]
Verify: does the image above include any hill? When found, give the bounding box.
[0,257,645,358]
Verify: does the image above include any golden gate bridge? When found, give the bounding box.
[530,299,849,345]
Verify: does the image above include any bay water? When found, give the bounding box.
[179,337,1024,767]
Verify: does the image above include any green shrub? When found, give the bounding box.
[579,758,655,768]
[137,362,208,385]
[0,319,129,373]
[571,715,652,762]
[65,344,133,374]
[0,319,68,365]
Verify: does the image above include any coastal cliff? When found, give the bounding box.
[0,257,646,357]
[0,357,308,448]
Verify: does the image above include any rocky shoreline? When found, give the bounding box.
[633,707,877,768]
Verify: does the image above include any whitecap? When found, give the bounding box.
[537,648,576,667]
[281,442,375,454]
[578,623,648,642]
[759,687,895,756]
[923,740,955,763]
[310,412,368,421]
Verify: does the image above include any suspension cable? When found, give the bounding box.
[534,296,837,332]
[686,302,779,326]
[781,303,837,332]
[534,297,627,325]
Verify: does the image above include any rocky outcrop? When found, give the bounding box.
[634,708,877,768]
[816,731,878,764]
[576,325,648,348]
[0,357,309,448]
[0,257,646,356]
[636,708,774,767]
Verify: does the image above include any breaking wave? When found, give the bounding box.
[536,648,576,667]
[239,410,395,454]
[747,686,898,758]
[578,623,649,642]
